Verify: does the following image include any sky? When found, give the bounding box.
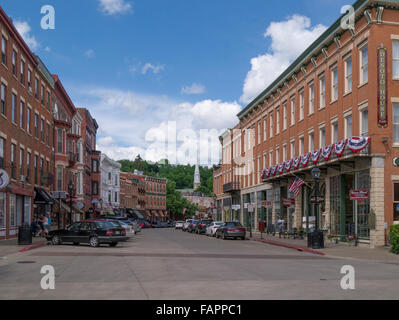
[1,0,351,165]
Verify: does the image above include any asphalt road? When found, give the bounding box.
[0,228,399,300]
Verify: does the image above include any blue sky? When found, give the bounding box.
[2,0,350,164]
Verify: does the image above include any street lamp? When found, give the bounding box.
[310,167,324,249]
[68,181,74,226]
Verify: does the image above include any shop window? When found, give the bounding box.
[10,194,16,227]
[394,183,399,221]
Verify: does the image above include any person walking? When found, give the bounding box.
[36,216,44,237]
[43,214,50,236]
[277,217,285,238]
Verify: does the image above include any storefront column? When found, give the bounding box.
[324,177,331,231]
[370,156,385,248]
[294,189,302,229]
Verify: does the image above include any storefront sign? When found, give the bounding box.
[281,198,295,207]
[261,200,273,208]
[350,190,369,201]
[0,169,10,189]
[310,197,325,203]
[232,205,241,211]
[377,44,388,128]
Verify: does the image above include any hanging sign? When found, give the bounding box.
[0,169,10,189]
[377,44,388,128]
[261,200,273,208]
[350,190,369,201]
[281,198,295,207]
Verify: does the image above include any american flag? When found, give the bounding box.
[289,177,305,197]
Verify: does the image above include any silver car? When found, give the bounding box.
[182,219,193,232]
[206,221,224,237]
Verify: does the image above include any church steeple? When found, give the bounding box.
[194,164,201,190]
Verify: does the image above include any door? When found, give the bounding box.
[61,222,81,242]
[77,222,91,243]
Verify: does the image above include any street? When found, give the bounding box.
[1,228,399,300]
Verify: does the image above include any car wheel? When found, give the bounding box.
[89,236,99,248]
[109,242,118,247]
[51,235,61,245]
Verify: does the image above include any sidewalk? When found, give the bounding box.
[251,232,399,264]
[0,237,47,258]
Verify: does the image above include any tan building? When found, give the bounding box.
[214,0,399,248]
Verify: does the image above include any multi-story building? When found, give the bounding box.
[214,0,399,248]
[120,172,137,212]
[78,108,101,219]
[0,7,55,239]
[100,153,121,214]
[145,176,168,221]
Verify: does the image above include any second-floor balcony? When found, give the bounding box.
[223,182,240,193]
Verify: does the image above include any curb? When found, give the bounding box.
[252,238,326,256]
[18,241,47,253]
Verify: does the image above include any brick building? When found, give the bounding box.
[214,0,399,248]
[0,7,55,239]
[145,176,167,221]
[119,171,147,219]
[78,108,101,219]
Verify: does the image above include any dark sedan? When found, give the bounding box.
[187,220,200,233]
[46,221,128,247]
[215,222,246,240]
[195,219,213,234]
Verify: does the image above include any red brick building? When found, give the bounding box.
[0,7,55,239]
[145,176,167,221]
[215,0,399,248]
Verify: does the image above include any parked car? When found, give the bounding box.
[195,219,213,234]
[137,219,151,229]
[152,221,162,228]
[205,221,225,237]
[187,220,200,233]
[102,216,141,233]
[118,221,135,237]
[175,221,184,229]
[215,222,246,240]
[46,221,128,247]
[182,219,193,232]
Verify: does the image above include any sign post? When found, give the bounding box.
[248,204,254,239]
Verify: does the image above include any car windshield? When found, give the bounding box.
[214,222,224,226]
[94,221,119,229]
[192,220,199,224]
[225,222,243,227]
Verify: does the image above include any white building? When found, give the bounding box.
[100,154,121,213]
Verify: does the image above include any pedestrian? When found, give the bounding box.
[277,217,285,238]
[36,216,43,237]
[43,214,50,235]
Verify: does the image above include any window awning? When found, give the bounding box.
[159,210,164,217]
[152,210,159,217]
[34,187,55,205]
[134,210,145,219]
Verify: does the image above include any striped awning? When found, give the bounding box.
[146,210,151,217]
[152,210,158,217]
[159,210,164,217]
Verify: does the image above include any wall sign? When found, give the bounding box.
[377,44,388,128]
[0,169,10,189]
[350,190,369,201]
[261,200,273,208]
[281,198,295,207]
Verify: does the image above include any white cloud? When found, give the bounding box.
[141,63,164,75]
[14,20,39,51]
[181,83,206,95]
[240,15,327,104]
[85,49,95,58]
[44,46,51,52]
[98,0,133,15]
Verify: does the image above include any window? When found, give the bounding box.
[309,84,315,113]
[46,123,50,145]
[115,192,118,203]
[394,183,399,221]
[12,50,16,75]
[92,181,98,195]
[19,148,23,176]
[276,109,280,134]
[57,129,62,153]
[26,153,31,182]
[27,108,31,133]
[20,59,25,85]
[283,145,287,161]
[320,127,326,148]
[0,192,5,228]
[41,85,44,105]
[332,122,338,143]
[1,36,6,65]
[257,121,261,144]
[299,137,304,156]
[56,167,62,191]
[290,141,295,158]
[40,158,43,185]
[47,91,50,110]
[290,98,295,125]
[360,45,368,84]
[34,114,38,138]
[394,104,399,144]
[299,91,304,120]
[0,138,4,168]
[19,101,24,128]
[276,147,280,164]
[92,160,98,173]
[392,40,399,79]
[309,132,314,152]
[1,83,5,115]
[28,69,32,93]
[320,76,326,108]
[41,119,44,142]
[345,115,353,139]
[331,67,338,101]
[263,117,267,141]
[269,113,274,138]
[11,144,16,179]
[11,93,16,123]
[361,109,368,136]
[35,78,39,99]
[345,57,352,93]
[269,151,273,166]
[283,103,287,130]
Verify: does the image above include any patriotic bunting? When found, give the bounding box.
[322,144,333,161]
[334,139,348,157]
[301,153,310,167]
[311,149,321,164]
[293,156,301,170]
[278,163,285,174]
[284,159,293,172]
[261,168,270,180]
[271,165,278,176]
[348,136,370,153]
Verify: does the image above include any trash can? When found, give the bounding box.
[18,224,33,246]
[308,230,324,249]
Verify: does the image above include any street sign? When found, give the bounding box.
[0,169,10,189]
[53,191,67,199]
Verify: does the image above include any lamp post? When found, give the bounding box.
[310,168,324,249]
[68,181,74,226]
